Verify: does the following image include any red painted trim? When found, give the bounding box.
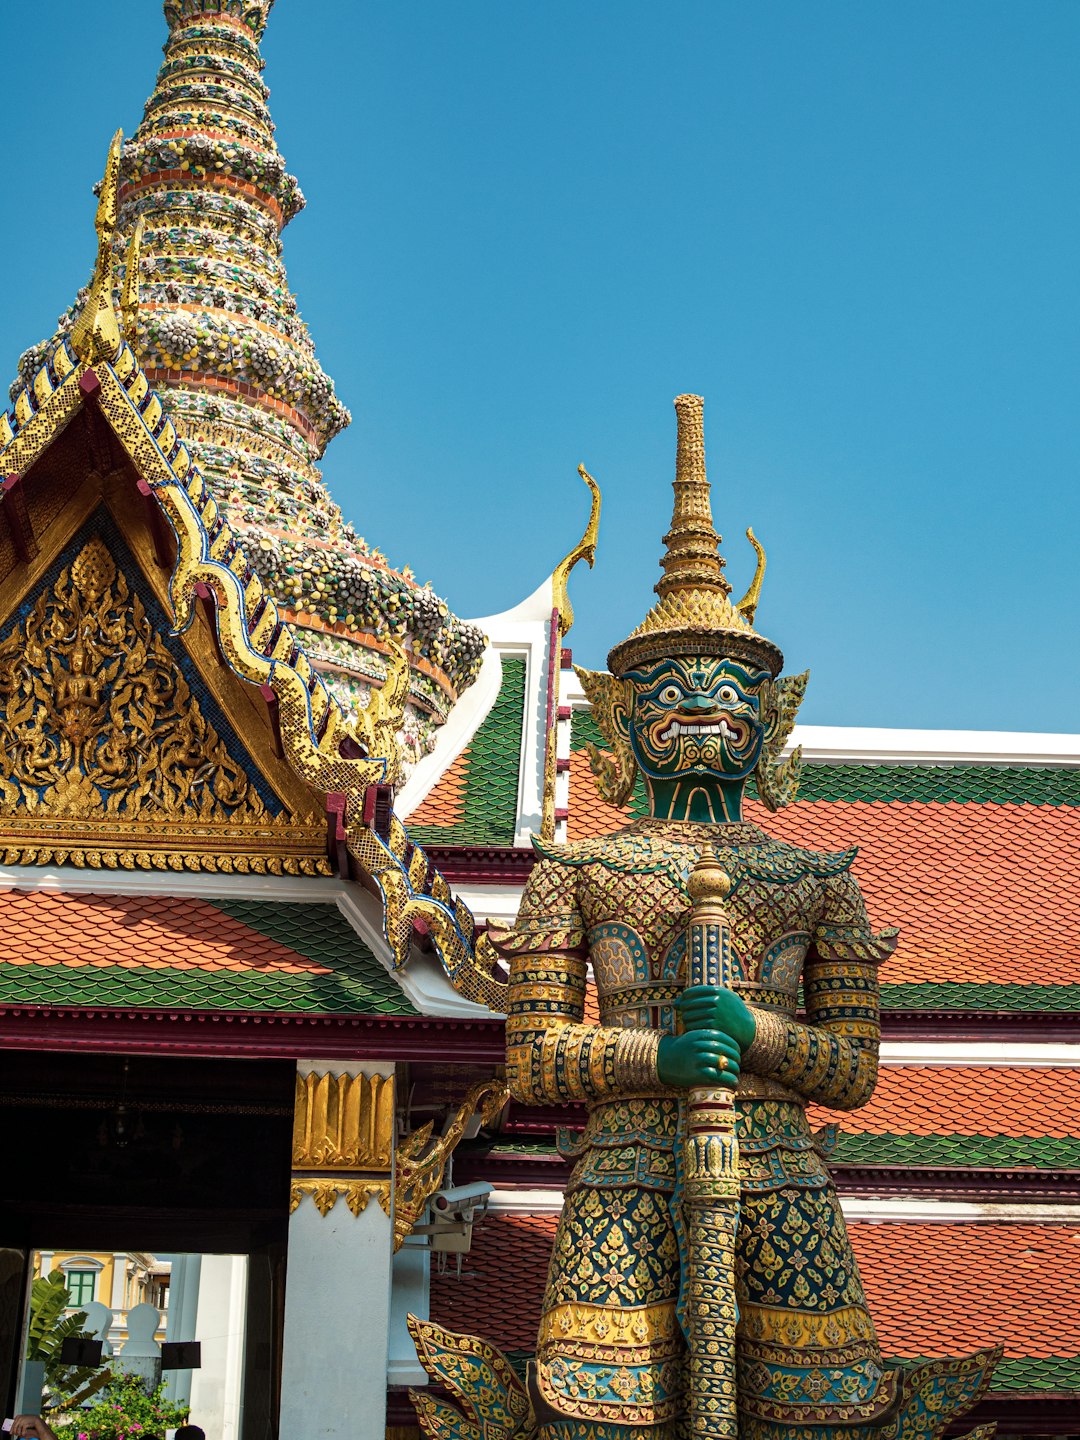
[881,1012,1080,1042]
[0,1006,505,1063]
[423,845,537,884]
[2,473,36,562]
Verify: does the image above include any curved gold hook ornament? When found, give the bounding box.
[120,215,145,346]
[552,464,602,640]
[71,130,124,366]
[734,527,766,626]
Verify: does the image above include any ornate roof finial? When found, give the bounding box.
[552,463,602,641]
[607,395,783,678]
[70,131,124,366]
[120,215,144,345]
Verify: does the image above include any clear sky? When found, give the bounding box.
[3,2,1078,731]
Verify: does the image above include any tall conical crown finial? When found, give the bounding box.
[607,395,783,678]
[657,394,730,601]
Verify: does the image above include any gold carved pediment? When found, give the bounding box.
[0,532,329,875]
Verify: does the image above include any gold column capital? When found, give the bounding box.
[290,1068,395,1221]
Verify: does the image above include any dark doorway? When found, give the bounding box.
[0,1049,294,1438]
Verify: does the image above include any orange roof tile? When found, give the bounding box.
[808,1065,1080,1141]
[429,1210,558,1351]
[0,890,328,975]
[755,800,1080,985]
[850,1221,1080,1360]
[410,749,468,829]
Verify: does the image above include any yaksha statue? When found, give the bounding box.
[485,397,998,1440]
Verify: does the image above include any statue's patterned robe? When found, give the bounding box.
[494,818,900,1436]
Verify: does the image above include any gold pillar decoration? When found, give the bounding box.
[682,847,740,1438]
[289,1069,395,1219]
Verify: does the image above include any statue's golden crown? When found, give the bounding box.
[607,394,783,679]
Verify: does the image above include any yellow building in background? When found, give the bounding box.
[33,1251,169,1350]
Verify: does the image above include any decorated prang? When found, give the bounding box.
[11,0,485,764]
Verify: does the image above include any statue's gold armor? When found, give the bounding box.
[496,818,898,1433]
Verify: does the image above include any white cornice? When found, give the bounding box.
[840,1197,1080,1223]
[790,725,1080,768]
[489,1188,565,1214]
[0,864,349,902]
[397,575,558,823]
[881,1042,1080,1066]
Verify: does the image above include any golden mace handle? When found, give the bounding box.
[683,848,740,1438]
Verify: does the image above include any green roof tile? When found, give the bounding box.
[0,898,417,1016]
[411,656,527,846]
[833,1132,1080,1170]
[903,1356,1080,1392]
[880,982,1080,1012]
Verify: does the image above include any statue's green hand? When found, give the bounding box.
[657,1030,741,1090]
[677,985,757,1051]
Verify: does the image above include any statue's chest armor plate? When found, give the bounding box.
[579,863,822,1031]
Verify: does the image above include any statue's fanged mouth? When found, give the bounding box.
[658,715,744,744]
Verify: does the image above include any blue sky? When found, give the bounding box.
[3,2,1078,731]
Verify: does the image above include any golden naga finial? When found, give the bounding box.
[552,463,602,640]
[352,638,411,786]
[543,465,602,839]
[71,130,125,366]
[391,1079,509,1251]
[120,214,145,345]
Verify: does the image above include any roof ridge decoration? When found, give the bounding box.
[11,0,485,762]
[0,142,505,1011]
[576,395,809,812]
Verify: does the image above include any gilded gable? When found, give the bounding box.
[0,513,330,875]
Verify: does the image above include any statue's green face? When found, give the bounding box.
[622,655,769,785]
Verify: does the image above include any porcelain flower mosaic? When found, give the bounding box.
[10,0,484,755]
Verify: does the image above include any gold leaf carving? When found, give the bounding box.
[0,534,329,872]
[292,1071,395,1173]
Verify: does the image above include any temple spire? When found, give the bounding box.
[62,0,483,756]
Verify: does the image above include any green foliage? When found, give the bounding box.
[68,1372,189,1440]
[25,1270,110,1414]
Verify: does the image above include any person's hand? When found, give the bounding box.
[11,1417,60,1440]
[657,1029,741,1089]
[677,985,756,1050]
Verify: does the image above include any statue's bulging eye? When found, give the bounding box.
[718,685,739,705]
[659,684,682,705]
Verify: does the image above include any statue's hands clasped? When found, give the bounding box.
[657,985,757,1091]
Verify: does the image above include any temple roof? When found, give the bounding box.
[809,1065,1080,1173]
[0,888,416,1016]
[10,0,484,741]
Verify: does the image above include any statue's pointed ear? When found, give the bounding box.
[574,665,638,808]
[755,670,809,812]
